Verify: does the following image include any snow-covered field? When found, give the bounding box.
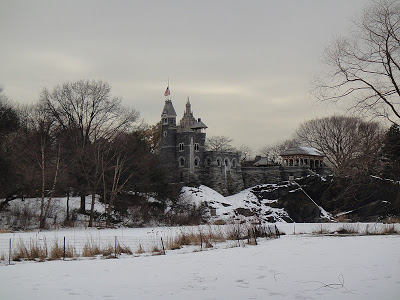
[0,224,399,299]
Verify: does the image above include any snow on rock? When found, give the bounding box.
[181,184,295,223]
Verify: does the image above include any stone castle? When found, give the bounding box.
[160,92,329,195]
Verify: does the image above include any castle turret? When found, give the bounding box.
[178,97,197,132]
[160,99,177,162]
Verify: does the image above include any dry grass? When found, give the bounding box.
[29,240,47,260]
[81,242,102,257]
[335,224,359,235]
[116,243,133,255]
[213,219,227,225]
[136,244,145,254]
[12,239,47,261]
[7,223,285,263]
[381,224,399,235]
[151,245,161,253]
[383,216,400,224]
[312,224,331,235]
[49,241,64,259]
[0,229,10,233]
[335,215,350,223]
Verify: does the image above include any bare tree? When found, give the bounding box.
[10,104,61,228]
[0,87,21,197]
[205,135,235,152]
[40,80,139,216]
[296,115,384,175]
[237,144,253,162]
[314,0,400,124]
[259,138,299,164]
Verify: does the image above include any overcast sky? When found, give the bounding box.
[0,0,370,151]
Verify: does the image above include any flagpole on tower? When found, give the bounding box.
[164,78,171,100]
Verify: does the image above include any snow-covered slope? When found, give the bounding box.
[181,183,331,223]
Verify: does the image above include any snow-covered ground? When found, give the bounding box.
[0,233,399,299]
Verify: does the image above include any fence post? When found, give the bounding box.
[253,228,257,245]
[63,237,66,260]
[115,236,117,258]
[9,238,11,265]
[200,232,203,251]
[275,225,280,238]
[160,237,166,255]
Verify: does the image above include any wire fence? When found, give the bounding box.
[2,222,398,265]
[0,224,283,265]
[0,234,168,264]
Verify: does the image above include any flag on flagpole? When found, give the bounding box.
[164,87,170,97]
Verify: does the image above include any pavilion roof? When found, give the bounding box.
[280,146,324,157]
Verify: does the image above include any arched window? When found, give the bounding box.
[194,143,199,151]
[232,159,237,168]
[179,157,185,167]
[224,158,229,167]
[216,157,222,167]
[179,143,184,151]
[163,131,167,137]
[205,157,211,167]
[194,157,200,166]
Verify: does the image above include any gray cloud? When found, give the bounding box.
[0,0,370,151]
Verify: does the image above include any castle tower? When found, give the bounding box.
[160,98,177,163]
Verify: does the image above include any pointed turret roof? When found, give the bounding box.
[161,100,177,117]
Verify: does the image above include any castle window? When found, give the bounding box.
[194,157,200,166]
[224,158,229,167]
[163,118,168,124]
[194,143,199,151]
[179,157,185,167]
[179,143,184,151]
[163,131,167,137]
[205,158,211,167]
[232,159,237,168]
[217,158,221,167]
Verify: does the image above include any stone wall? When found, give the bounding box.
[202,151,244,195]
[242,166,284,188]
[241,166,331,188]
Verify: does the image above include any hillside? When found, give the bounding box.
[1,174,399,230]
[181,182,331,223]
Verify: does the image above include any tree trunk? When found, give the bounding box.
[88,192,95,227]
[80,193,86,214]
[66,192,70,221]
[39,140,46,229]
